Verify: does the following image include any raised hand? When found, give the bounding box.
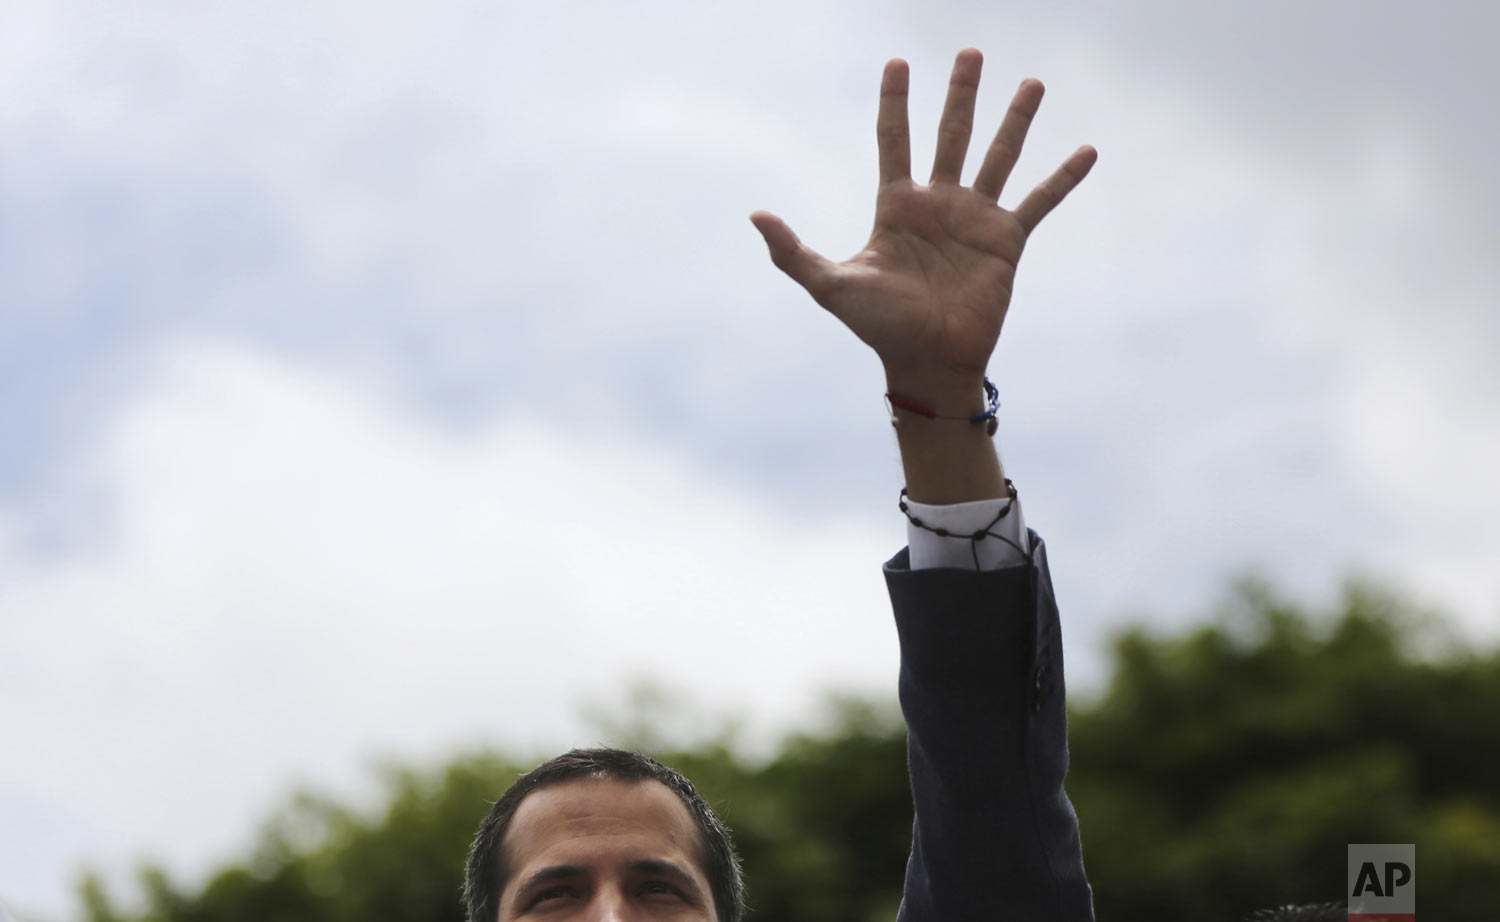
[751,48,1095,406]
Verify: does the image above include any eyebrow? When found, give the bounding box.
[630,858,701,893]
[516,859,704,900]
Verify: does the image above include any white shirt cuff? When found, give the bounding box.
[904,493,1030,571]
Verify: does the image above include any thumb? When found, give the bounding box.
[750,210,836,300]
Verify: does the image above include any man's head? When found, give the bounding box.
[464,748,744,922]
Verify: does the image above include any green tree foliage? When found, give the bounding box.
[1064,578,1500,920]
[70,578,1499,922]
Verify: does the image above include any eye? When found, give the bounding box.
[641,881,685,900]
[532,885,578,905]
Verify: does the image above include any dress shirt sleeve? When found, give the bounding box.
[905,494,1030,571]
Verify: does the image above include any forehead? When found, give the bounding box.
[502,777,706,876]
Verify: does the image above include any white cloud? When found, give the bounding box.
[0,339,901,917]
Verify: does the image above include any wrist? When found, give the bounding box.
[882,368,990,417]
[892,422,1007,504]
[884,373,1007,505]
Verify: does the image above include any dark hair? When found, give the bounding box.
[464,747,744,922]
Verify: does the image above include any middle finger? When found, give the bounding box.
[928,48,983,186]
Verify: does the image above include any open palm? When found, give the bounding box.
[752,48,1096,386]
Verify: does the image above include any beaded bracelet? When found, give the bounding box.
[884,377,1000,437]
[897,477,1032,569]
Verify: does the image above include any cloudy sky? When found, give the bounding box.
[2,0,1497,917]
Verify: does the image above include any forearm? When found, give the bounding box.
[883,539,1094,921]
[886,369,1007,505]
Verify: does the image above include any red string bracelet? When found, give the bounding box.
[884,377,1000,436]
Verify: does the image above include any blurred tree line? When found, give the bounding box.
[69,577,1499,922]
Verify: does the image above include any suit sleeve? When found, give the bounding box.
[883,532,1094,922]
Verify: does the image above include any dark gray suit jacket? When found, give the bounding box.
[884,531,1094,922]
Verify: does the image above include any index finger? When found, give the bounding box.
[876,58,911,185]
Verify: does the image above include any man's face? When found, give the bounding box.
[496,778,717,922]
